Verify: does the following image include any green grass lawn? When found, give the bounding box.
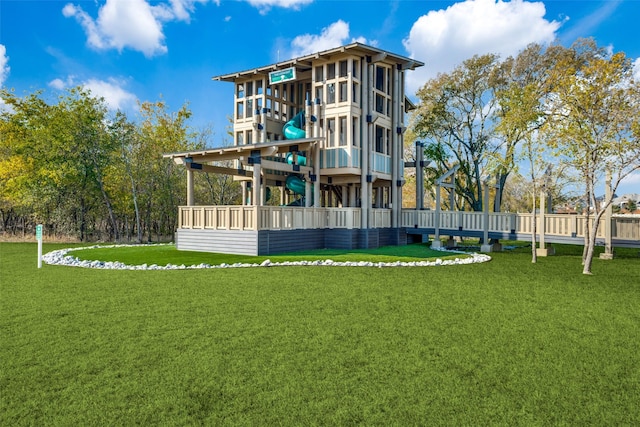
[1,241,639,425]
[65,242,465,266]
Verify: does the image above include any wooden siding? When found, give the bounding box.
[257,229,325,255]
[257,228,404,254]
[176,229,259,255]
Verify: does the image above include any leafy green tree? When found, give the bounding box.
[136,100,194,241]
[413,54,502,212]
[544,38,640,274]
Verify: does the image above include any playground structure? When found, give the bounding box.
[164,43,640,255]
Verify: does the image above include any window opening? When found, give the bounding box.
[375,94,384,114]
[339,81,348,102]
[327,118,336,147]
[327,83,335,104]
[375,66,385,91]
[375,125,384,153]
[339,117,347,146]
[327,63,336,79]
[339,60,348,77]
[352,117,359,147]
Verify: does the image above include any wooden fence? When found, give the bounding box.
[178,206,639,244]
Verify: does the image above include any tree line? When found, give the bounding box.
[2,38,638,273]
[0,88,241,242]
[408,38,640,273]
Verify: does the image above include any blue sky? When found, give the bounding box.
[1,0,639,194]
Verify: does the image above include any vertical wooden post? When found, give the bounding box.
[415,141,424,210]
[186,168,194,206]
[313,99,321,208]
[481,180,492,252]
[252,161,262,207]
[536,189,555,256]
[432,184,442,249]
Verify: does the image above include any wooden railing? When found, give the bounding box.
[178,206,257,230]
[400,210,639,241]
[179,206,365,231]
[178,206,639,243]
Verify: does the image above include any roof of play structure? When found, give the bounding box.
[212,42,425,82]
[163,137,321,164]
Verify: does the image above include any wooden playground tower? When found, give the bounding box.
[165,43,425,255]
[164,43,640,255]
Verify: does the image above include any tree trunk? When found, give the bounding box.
[531,202,537,264]
[582,222,597,274]
[582,208,606,275]
[95,171,119,241]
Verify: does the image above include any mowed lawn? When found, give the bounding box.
[1,242,639,425]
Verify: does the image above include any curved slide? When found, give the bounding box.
[283,111,306,139]
[285,152,307,166]
[285,175,313,206]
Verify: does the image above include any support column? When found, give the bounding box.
[432,185,442,249]
[260,108,267,142]
[242,181,248,206]
[391,65,400,228]
[186,168,194,206]
[360,60,372,231]
[305,100,312,138]
[481,180,492,253]
[252,159,262,207]
[416,141,424,210]
[536,189,554,256]
[313,98,321,208]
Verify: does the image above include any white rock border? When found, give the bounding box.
[42,243,491,270]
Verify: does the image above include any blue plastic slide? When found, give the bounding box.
[285,175,307,196]
[283,111,306,139]
[285,175,313,206]
[285,153,307,166]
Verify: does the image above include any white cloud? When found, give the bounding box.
[49,78,68,91]
[64,0,166,56]
[152,0,210,23]
[83,78,138,110]
[63,0,212,57]
[403,0,560,95]
[48,75,137,111]
[0,44,10,87]
[246,0,312,14]
[289,20,369,58]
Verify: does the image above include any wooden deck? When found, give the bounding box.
[175,206,640,254]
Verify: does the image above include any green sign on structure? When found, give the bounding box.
[36,224,43,240]
[269,67,296,85]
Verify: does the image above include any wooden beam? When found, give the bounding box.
[188,162,248,177]
[258,159,313,175]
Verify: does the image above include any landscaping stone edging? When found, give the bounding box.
[42,244,492,270]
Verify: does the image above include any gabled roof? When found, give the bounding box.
[212,42,424,82]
